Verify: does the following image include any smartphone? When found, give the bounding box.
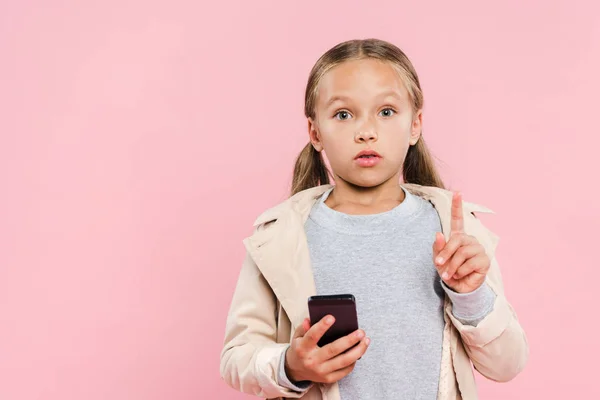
[307,294,359,347]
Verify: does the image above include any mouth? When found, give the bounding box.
[354,150,382,160]
[354,149,382,168]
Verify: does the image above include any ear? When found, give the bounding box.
[409,109,423,146]
[307,117,323,152]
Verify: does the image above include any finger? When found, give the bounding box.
[324,337,370,372]
[441,243,482,281]
[303,318,311,332]
[453,254,489,280]
[432,232,446,258]
[318,329,365,362]
[450,191,465,234]
[303,315,335,348]
[323,363,355,384]
[293,318,310,339]
[435,233,475,269]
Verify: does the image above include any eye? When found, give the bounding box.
[334,110,352,120]
[379,108,396,117]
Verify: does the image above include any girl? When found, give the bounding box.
[220,38,528,400]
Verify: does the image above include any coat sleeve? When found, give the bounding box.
[219,248,314,398]
[446,216,529,382]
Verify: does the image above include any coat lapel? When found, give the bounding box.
[244,185,332,329]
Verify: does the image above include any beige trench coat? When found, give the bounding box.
[220,183,528,400]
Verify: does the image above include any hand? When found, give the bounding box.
[432,192,491,294]
[284,316,370,384]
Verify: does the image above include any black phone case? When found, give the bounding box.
[308,294,359,347]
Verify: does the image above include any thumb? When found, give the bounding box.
[293,318,311,339]
[433,232,446,256]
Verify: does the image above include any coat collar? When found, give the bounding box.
[243,183,497,329]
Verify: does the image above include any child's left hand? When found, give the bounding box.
[432,192,491,294]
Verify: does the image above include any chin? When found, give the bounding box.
[345,175,388,189]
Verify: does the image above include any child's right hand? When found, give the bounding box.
[284,315,370,384]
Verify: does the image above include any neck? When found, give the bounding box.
[324,174,406,215]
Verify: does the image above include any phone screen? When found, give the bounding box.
[308,294,359,347]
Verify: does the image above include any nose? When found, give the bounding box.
[354,129,378,143]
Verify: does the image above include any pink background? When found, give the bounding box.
[1,1,599,399]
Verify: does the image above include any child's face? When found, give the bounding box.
[309,58,422,188]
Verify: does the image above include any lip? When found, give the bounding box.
[354,149,382,159]
[354,149,382,168]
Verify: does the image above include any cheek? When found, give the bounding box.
[380,121,413,159]
[392,115,413,132]
[380,120,412,144]
[319,119,346,135]
[318,121,353,147]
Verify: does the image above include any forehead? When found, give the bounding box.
[317,58,408,103]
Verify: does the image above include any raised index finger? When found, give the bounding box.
[451,191,464,234]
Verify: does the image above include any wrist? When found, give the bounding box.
[443,280,496,325]
[284,346,304,383]
[457,282,483,294]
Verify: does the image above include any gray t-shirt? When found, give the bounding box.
[278,187,495,399]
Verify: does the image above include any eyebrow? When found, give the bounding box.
[324,91,404,108]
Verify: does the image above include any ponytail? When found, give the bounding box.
[291,143,330,196]
[403,136,445,189]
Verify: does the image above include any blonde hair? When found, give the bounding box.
[291,38,445,196]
